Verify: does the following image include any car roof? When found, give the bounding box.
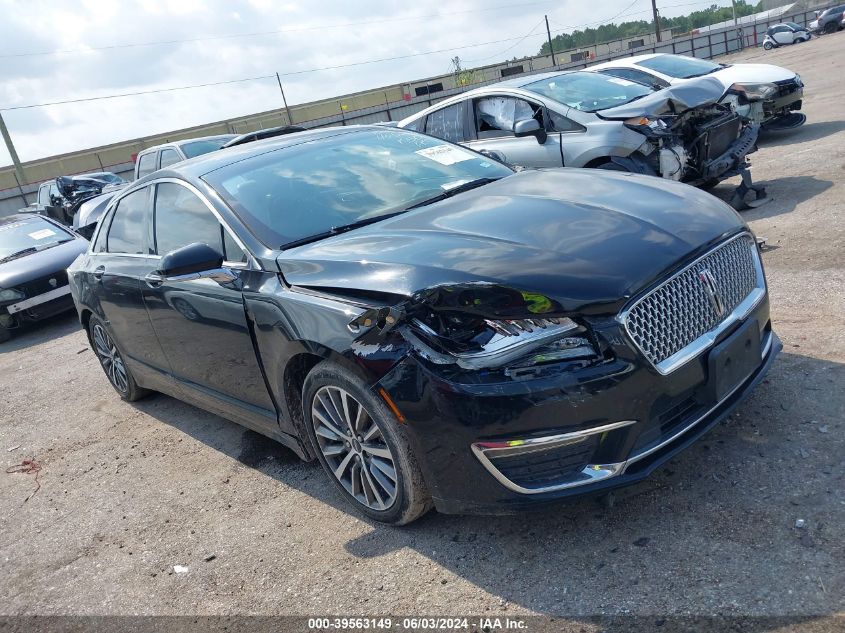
[134,126,384,182]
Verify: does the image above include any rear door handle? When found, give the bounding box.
[93,266,105,281]
[144,272,164,288]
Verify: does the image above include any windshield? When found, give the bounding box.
[636,54,722,79]
[523,71,653,113]
[0,216,74,259]
[204,128,513,248]
[180,136,236,158]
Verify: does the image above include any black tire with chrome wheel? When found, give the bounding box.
[303,361,432,525]
[89,315,150,402]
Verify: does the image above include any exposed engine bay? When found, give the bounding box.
[598,79,768,209]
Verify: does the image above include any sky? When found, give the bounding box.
[0,0,731,167]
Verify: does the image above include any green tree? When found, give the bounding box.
[539,1,762,56]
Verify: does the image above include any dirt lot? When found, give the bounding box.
[1,34,843,627]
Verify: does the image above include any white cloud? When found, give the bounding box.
[0,0,707,166]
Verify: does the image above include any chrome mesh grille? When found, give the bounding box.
[623,234,760,368]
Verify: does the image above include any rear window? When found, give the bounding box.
[179,137,233,158]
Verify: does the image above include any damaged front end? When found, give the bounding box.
[346,283,604,376]
[599,78,768,209]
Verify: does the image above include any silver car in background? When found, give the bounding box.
[398,71,765,207]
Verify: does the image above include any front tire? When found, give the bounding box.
[763,41,774,50]
[303,361,432,525]
[0,327,11,344]
[89,315,150,402]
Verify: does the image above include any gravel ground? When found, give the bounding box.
[1,34,843,627]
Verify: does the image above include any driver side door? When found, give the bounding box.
[140,179,277,429]
[464,95,563,168]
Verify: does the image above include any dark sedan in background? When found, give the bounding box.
[68,126,780,524]
[1,214,88,342]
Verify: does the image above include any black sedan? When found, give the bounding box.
[67,126,780,524]
[1,214,88,342]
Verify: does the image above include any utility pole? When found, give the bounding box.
[731,0,738,26]
[545,15,557,66]
[275,72,294,125]
[0,111,27,188]
[651,0,662,42]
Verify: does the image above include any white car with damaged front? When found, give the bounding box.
[588,53,805,130]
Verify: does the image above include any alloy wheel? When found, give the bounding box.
[92,323,129,394]
[311,386,398,511]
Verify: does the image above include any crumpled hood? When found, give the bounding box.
[706,63,798,88]
[74,191,119,229]
[597,76,726,119]
[277,169,746,315]
[0,238,88,289]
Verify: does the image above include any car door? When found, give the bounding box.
[135,151,158,180]
[87,186,172,389]
[773,26,794,44]
[464,94,563,168]
[140,179,276,420]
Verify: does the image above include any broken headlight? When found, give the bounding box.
[0,288,24,302]
[409,315,599,369]
[730,82,778,101]
[623,116,670,134]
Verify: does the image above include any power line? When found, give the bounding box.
[463,18,547,63]
[0,31,552,111]
[0,0,562,59]
[0,0,748,112]
[0,75,277,112]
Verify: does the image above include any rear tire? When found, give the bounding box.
[763,41,774,50]
[303,360,432,525]
[89,315,151,402]
[0,328,11,344]
[824,22,837,34]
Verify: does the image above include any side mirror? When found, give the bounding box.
[159,242,223,278]
[513,118,548,144]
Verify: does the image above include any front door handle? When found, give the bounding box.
[144,272,164,288]
[93,265,105,281]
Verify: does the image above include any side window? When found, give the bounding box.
[599,68,668,88]
[403,117,423,132]
[548,111,582,133]
[153,182,245,262]
[37,185,50,206]
[159,148,181,169]
[107,188,149,254]
[474,96,544,139]
[423,101,467,143]
[48,183,61,204]
[136,152,157,178]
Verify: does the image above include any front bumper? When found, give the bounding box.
[1,286,75,329]
[700,121,759,181]
[377,298,779,515]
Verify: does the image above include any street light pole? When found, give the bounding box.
[275,73,294,125]
[651,0,662,42]
[0,111,27,187]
